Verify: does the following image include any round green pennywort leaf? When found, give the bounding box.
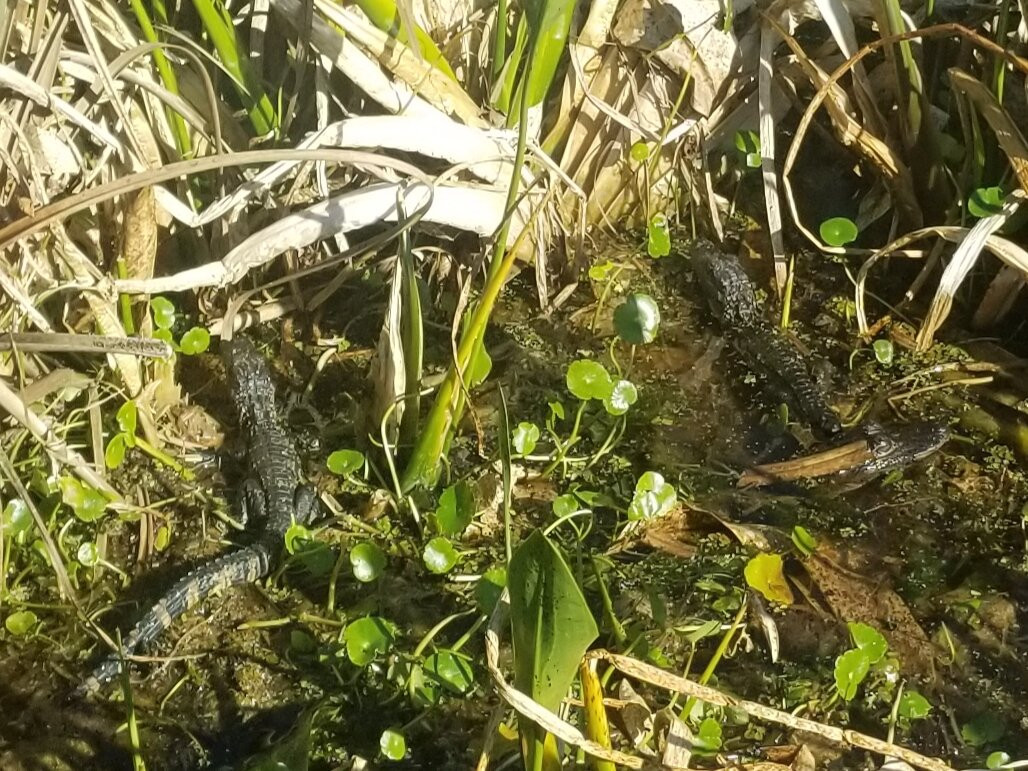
[819,217,859,247]
[284,522,313,555]
[151,296,176,330]
[834,648,871,700]
[475,567,507,614]
[434,481,475,536]
[380,728,406,761]
[552,493,579,519]
[512,422,540,455]
[613,294,660,345]
[77,542,100,567]
[4,499,32,535]
[344,616,394,666]
[5,610,38,635]
[327,449,365,476]
[629,141,650,163]
[116,400,137,438]
[179,327,211,355]
[60,477,107,522]
[647,214,671,258]
[627,471,677,521]
[986,752,1011,769]
[847,621,887,663]
[423,650,474,695]
[423,536,458,574]
[968,186,1003,218]
[872,338,894,365]
[898,690,932,720]
[604,379,638,416]
[104,434,127,470]
[349,541,387,582]
[566,359,612,401]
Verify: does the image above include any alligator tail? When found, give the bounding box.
[76,545,271,697]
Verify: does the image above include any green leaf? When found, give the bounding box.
[819,217,859,247]
[77,542,99,567]
[423,536,459,574]
[627,471,677,521]
[4,610,38,636]
[588,260,616,281]
[744,553,794,605]
[151,296,175,330]
[475,567,507,613]
[872,338,894,365]
[551,493,579,518]
[60,477,107,522]
[3,499,32,535]
[467,344,492,388]
[116,400,137,438]
[847,621,888,663]
[968,186,1003,218]
[508,530,599,715]
[898,690,932,720]
[512,422,540,455]
[603,379,638,416]
[629,141,650,162]
[613,293,661,344]
[791,525,817,556]
[734,129,760,165]
[961,713,1005,747]
[834,648,871,700]
[344,616,394,666]
[986,751,1012,769]
[284,522,313,554]
[694,717,723,751]
[646,214,671,258]
[289,629,318,654]
[349,541,387,582]
[423,650,474,695]
[566,359,613,401]
[179,326,211,355]
[154,524,171,551]
[379,728,406,761]
[548,400,565,421]
[434,481,475,535]
[327,449,365,476]
[104,434,127,469]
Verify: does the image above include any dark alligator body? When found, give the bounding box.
[690,242,949,474]
[77,337,319,696]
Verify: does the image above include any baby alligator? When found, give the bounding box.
[77,337,319,696]
[690,243,949,472]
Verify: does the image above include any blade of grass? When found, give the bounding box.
[353,0,457,80]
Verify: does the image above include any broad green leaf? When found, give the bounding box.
[379,728,406,761]
[694,717,723,751]
[986,752,1011,769]
[627,471,676,521]
[60,477,107,522]
[819,217,859,247]
[104,434,127,469]
[434,481,475,535]
[354,0,456,80]
[834,648,871,700]
[872,338,894,364]
[77,542,99,567]
[151,296,175,329]
[350,541,387,582]
[961,713,1005,746]
[551,493,579,518]
[423,650,474,695]
[968,186,1003,218]
[475,567,507,613]
[898,690,932,720]
[423,536,458,574]
[467,344,492,388]
[508,529,599,714]
[588,260,616,280]
[847,621,887,663]
[179,326,211,355]
[566,359,612,401]
[512,422,540,455]
[791,525,817,556]
[327,449,365,476]
[116,400,137,438]
[4,499,32,535]
[4,610,38,636]
[735,129,761,168]
[603,379,638,416]
[614,294,661,344]
[344,616,394,666]
[646,214,671,258]
[744,553,794,605]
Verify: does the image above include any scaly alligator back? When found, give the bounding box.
[77,546,271,696]
[691,243,843,438]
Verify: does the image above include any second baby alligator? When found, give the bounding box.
[690,242,948,476]
[78,336,320,696]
